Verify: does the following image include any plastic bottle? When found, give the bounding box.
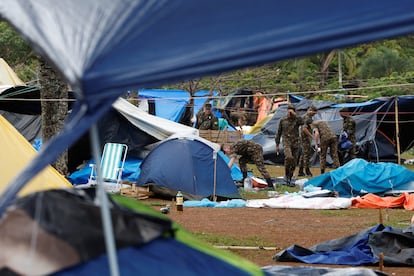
[243,177,252,190]
[176,191,183,212]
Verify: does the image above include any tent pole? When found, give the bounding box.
[213,150,217,202]
[394,97,401,164]
[90,124,120,276]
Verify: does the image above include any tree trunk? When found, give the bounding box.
[39,58,68,176]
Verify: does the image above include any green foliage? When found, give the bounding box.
[358,46,411,78]
[0,21,38,82]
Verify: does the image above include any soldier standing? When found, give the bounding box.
[222,140,274,190]
[339,107,356,163]
[310,120,340,174]
[275,104,304,186]
[298,105,317,177]
[195,103,219,130]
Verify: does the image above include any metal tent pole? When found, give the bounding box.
[90,124,120,276]
[213,150,217,202]
[394,97,401,164]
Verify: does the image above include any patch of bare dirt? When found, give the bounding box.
[144,198,413,276]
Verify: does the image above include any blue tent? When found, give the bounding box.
[0,189,262,275]
[2,0,414,212]
[304,158,414,197]
[137,136,240,200]
[137,89,189,122]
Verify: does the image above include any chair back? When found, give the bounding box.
[101,143,128,182]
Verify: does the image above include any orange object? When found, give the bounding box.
[251,176,268,188]
[351,193,414,210]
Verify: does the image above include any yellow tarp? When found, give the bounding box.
[0,115,72,197]
[0,58,24,86]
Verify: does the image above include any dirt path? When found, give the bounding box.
[145,199,414,276]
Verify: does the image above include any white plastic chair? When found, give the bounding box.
[88,143,128,193]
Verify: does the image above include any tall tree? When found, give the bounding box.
[39,58,69,176]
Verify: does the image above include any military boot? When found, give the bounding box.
[263,178,274,190]
[242,171,248,182]
[287,174,295,187]
[298,167,305,177]
[305,168,313,177]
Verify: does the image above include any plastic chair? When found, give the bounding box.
[88,143,128,193]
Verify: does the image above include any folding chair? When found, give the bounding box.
[88,143,128,193]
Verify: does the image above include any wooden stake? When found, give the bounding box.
[379,252,384,271]
[379,208,383,225]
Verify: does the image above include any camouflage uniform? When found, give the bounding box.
[311,121,340,172]
[230,140,271,180]
[275,114,304,181]
[196,112,219,130]
[298,114,314,173]
[342,115,356,160]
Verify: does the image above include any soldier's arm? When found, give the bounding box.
[302,126,313,139]
[228,156,236,168]
[275,120,283,145]
[313,128,320,150]
[195,113,203,128]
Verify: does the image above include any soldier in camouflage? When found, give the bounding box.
[340,107,356,163]
[195,103,219,130]
[275,104,304,186]
[298,105,317,177]
[222,140,274,189]
[310,120,340,174]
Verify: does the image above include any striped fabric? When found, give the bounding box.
[88,143,128,189]
[101,143,126,181]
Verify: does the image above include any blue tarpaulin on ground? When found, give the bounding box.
[304,159,414,197]
[275,224,414,267]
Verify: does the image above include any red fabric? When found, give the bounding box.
[251,177,268,188]
[351,193,414,210]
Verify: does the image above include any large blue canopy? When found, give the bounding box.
[1,0,414,212]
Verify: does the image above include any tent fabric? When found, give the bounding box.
[252,96,414,164]
[0,85,74,115]
[69,158,142,185]
[274,224,386,265]
[137,89,190,122]
[0,110,41,143]
[304,159,414,198]
[137,136,241,200]
[0,115,72,197]
[262,265,385,276]
[71,97,197,172]
[1,0,414,218]
[274,224,414,267]
[246,196,352,210]
[351,193,414,210]
[113,97,198,141]
[0,189,262,275]
[0,58,24,87]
